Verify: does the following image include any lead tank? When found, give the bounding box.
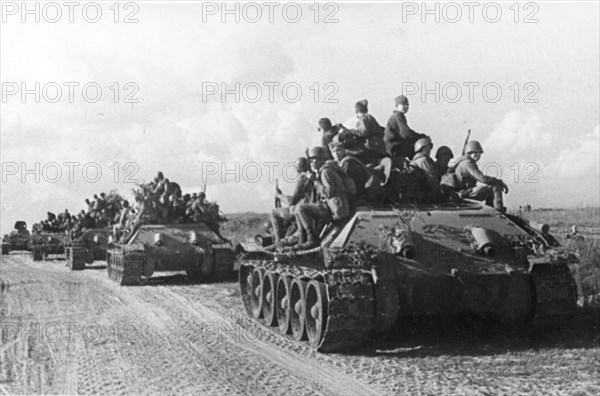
[239,200,578,352]
[106,223,235,285]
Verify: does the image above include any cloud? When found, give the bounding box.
[482,110,551,157]
[550,124,600,178]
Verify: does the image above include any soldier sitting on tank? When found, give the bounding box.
[269,157,317,246]
[434,146,454,177]
[294,147,353,250]
[383,95,428,162]
[318,117,340,159]
[339,100,387,167]
[440,141,508,212]
[329,142,369,205]
[411,137,443,202]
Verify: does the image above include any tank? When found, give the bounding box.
[238,200,578,352]
[2,221,31,255]
[106,223,236,285]
[30,231,69,261]
[65,229,111,270]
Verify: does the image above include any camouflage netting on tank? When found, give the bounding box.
[323,241,380,269]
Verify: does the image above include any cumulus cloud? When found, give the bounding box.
[550,124,600,178]
[482,110,551,157]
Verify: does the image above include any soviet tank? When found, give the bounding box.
[239,200,578,352]
[106,223,236,285]
[30,231,69,261]
[2,221,31,255]
[65,228,111,270]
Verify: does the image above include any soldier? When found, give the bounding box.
[441,141,508,212]
[270,157,316,243]
[411,137,442,201]
[435,146,454,176]
[340,100,387,166]
[330,142,368,203]
[384,95,427,161]
[318,118,339,159]
[153,171,167,195]
[295,147,352,250]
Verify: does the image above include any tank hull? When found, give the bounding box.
[239,202,578,352]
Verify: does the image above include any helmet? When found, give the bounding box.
[414,137,433,153]
[465,141,484,154]
[198,192,206,199]
[435,146,454,159]
[308,146,327,159]
[296,157,310,172]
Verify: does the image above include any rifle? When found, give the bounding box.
[202,183,207,194]
[461,129,471,155]
[274,179,282,208]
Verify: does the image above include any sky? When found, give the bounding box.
[1,1,599,234]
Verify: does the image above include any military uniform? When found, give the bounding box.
[270,174,316,242]
[384,111,425,160]
[296,154,351,248]
[443,154,505,210]
[412,152,441,199]
[339,154,369,201]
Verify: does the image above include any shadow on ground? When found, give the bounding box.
[358,309,600,358]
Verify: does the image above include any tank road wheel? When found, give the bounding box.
[306,279,328,348]
[290,277,308,341]
[276,275,293,335]
[262,271,279,327]
[32,245,44,261]
[250,268,265,319]
[68,243,86,271]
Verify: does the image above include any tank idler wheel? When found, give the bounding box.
[262,271,279,327]
[250,268,265,319]
[306,279,328,347]
[276,275,293,335]
[290,277,308,341]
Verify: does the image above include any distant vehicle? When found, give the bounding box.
[66,228,111,270]
[106,223,236,285]
[30,231,69,261]
[2,221,31,255]
[239,201,578,352]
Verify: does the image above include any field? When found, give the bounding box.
[523,207,600,307]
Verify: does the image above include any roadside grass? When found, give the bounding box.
[525,207,600,308]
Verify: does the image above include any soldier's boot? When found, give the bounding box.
[294,230,320,251]
[493,185,506,213]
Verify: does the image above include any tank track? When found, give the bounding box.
[107,246,144,286]
[240,260,375,353]
[32,245,44,261]
[529,263,577,323]
[67,242,86,271]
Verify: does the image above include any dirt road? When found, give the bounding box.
[1,253,599,395]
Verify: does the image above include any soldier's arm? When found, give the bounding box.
[319,170,338,199]
[465,162,498,185]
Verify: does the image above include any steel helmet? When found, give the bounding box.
[296,157,310,172]
[435,146,454,159]
[308,146,327,159]
[465,140,484,154]
[414,137,433,153]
